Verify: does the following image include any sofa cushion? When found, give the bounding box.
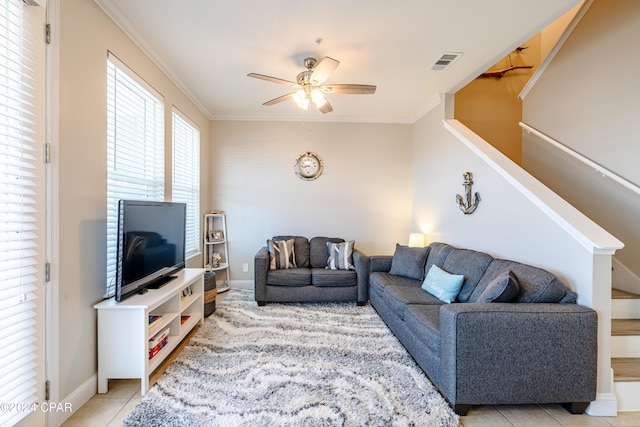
[476,270,520,303]
[442,248,494,303]
[389,244,430,281]
[311,268,357,287]
[369,272,419,299]
[383,284,444,319]
[421,264,465,303]
[470,259,574,303]
[267,238,296,270]
[326,240,355,270]
[273,236,310,268]
[310,237,344,268]
[266,268,311,286]
[424,242,456,277]
[404,304,441,355]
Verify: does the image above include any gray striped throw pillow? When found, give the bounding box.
[268,238,297,270]
[326,240,355,270]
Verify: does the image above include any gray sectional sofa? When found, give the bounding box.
[254,236,369,305]
[370,242,598,416]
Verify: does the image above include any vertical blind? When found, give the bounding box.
[105,53,164,297]
[172,108,200,259]
[0,0,45,425]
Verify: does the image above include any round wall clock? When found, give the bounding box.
[294,151,323,180]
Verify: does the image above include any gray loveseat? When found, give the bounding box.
[254,236,369,305]
[370,242,597,416]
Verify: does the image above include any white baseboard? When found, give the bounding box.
[57,374,97,426]
[230,280,253,290]
[586,393,618,416]
[586,368,617,416]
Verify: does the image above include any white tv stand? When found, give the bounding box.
[94,268,205,396]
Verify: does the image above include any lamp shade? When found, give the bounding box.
[408,233,425,248]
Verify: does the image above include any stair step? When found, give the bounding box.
[615,381,640,411]
[612,358,640,382]
[612,319,640,336]
[613,288,640,299]
[612,290,640,319]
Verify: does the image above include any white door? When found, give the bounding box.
[0,1,47,426]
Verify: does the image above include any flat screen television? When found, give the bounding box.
[115,200,186,302]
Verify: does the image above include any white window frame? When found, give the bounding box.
[171,107,200,260]
[105,52,164,297]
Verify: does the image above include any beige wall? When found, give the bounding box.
[209,120,413,281]
[522,0,640,288]
[58,0,210,400]
[454,34,541,164]
[453,1,582,165]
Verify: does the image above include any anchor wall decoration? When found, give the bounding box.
[456,172,481,214]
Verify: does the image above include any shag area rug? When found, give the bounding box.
[124,289,459,427]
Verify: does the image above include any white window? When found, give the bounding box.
[106,53,164,296]
[0,0,46,425]
[171,108,200,259]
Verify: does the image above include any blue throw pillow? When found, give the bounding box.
[421,264,464,303]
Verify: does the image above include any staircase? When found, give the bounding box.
[611,288,640,411]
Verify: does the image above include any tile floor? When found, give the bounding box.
[62,290,640,426]
[61,377,640,427]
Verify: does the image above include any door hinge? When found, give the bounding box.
[44,143,51,163]
[45,23,51,45]
[45,262,50,283]
[45,380,50,401]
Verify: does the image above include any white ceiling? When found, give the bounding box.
[94,0,580,123]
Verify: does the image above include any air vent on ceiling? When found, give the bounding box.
[430,52,463,71]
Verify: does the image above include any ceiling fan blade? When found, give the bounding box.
[318,98,333,114]
[247,73,299,88]
[263,92,295,106]
[321,84,376,94]
[310,56,339,85]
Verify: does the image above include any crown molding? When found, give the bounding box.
[93,0,213,119]
[410,93,444,123]
[209,113,414,124]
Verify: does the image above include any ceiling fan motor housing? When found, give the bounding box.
[303,57,317,70]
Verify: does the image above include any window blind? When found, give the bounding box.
[105,53,164,297]
[172,108,200,259]
[0,0,45,425]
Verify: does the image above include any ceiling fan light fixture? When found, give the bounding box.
[248,55,376,114]
[293,89,309,110]
[311,88,325,106]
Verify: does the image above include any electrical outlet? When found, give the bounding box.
[242,263,249,272]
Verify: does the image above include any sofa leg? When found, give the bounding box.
[453,404,471,416]
[561,402,589,414]
[357,301,366,306]
[256,301,266,307]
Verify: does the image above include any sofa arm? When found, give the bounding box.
[352,249,370,303]
[370,255,392,273]
[254,246,269,303]
[438,303,597,408]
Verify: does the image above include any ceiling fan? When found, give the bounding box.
[247,56,376,114]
